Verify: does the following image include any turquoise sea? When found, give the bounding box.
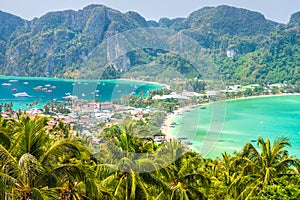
[170,95,300,158]
[2,76,300,158]
[0,76,162,110]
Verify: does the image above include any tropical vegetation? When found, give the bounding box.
[0,115,299,199]
[0,5,299,86]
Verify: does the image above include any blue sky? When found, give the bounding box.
[1,0,299,24]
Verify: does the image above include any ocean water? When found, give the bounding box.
[170,95,300,158]
[0,76,162,110]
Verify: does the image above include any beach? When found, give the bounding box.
[161,105,200,140]
[225,92,300,102]
[119,78,170,89]
[160,93,300,158]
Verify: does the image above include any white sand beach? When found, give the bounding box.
[161,105,200,140]
[119,78,170,89]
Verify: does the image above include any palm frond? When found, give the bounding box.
[41,140,81,165]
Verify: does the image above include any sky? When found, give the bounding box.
[1,0,300,24]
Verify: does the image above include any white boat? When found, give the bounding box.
[9,80,19,82]
[63,95,78,100]
[2,83,11,86]
[23,82,29,84]
[13,92,30,97]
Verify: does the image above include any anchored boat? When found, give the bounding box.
[13,92,30,97]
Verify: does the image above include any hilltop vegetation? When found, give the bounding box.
[0,4,299,85]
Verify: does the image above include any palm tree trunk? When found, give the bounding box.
[126,180,128,200]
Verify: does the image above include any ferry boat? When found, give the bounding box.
[13,92,30,97]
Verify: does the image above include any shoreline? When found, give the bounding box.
[160,92,300,142]
[225,92,300,103]
[161,104,200,140]
[118,78,170,89]
[0,75,169,89]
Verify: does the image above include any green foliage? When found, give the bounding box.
[215,28,300,85]
[101,65,121,79]
[0,115,102,199]
[111,113,122,119]
[289,12,300,26]
[0,114,300,199]
[1,5,298,84]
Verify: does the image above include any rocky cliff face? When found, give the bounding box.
[1,5,151,77]
[289,12,300,26]
[0,4,299,83]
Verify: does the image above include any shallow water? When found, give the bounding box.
[169,95,300,158]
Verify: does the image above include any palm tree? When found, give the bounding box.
[0,117,16,150]
[0,115,98,199]
[231,136,300,199]
[97,124,169,199]
[167,151,209,200]
[51,120,73,140]
[0,115,55,199]
[202,153,240,199]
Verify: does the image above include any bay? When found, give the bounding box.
[169,95,300,158]
[0,76,162,110]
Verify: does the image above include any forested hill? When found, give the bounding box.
[0,4,299,84]
[160,5,277,37]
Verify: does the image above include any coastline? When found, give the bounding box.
[0,75,169,89]
[161,104,200,140]
[161,92,300,142]
[225,92,300,103]
[118,78,170,89]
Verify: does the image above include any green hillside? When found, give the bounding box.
[0,5,299,85]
